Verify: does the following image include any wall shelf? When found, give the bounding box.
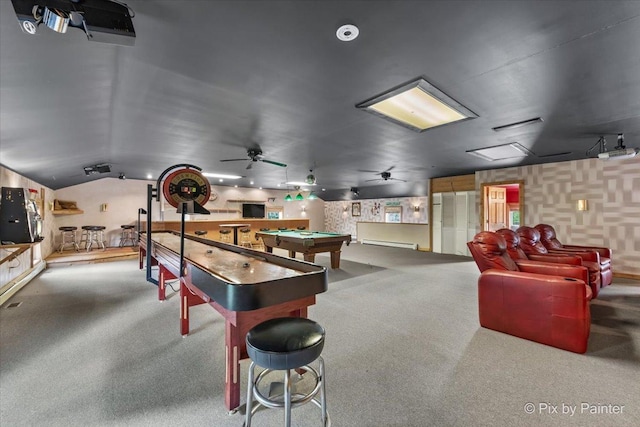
[52,209,84,215]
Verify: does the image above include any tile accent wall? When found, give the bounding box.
[324,196,429,238]
[476,157,640,276]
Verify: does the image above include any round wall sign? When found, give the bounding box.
[162,168,211,208]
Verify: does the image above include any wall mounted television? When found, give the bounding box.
[242,203,265,218]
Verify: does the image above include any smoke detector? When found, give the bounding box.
[336,24,359,42]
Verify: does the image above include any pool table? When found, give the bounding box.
[255,230,352,269]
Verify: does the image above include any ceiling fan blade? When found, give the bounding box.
[357,169,380,173]
[392,178,407,182]
[261,159,287,167]
[364,178,380,182]
[383,166,396,172]
[220,158,249,162]
[246,162,253,170]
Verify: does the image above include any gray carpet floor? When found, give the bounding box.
[1,243,639,427]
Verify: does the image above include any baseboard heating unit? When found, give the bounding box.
[361,239,418,250]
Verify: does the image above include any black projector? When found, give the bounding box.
[11,0,135,46]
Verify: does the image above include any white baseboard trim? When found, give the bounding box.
[0,261,46,306]
[361,239,418,250]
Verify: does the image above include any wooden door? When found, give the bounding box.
[486,186,506,231]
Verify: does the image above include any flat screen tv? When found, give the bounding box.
[242,203,265,219]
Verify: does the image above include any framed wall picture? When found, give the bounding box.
[352,202,361,217]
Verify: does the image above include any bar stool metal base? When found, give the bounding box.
[244,357,329,427]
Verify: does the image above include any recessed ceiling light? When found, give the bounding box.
[336,24,359,42]
[466,142,533,161]
[356,77,477,132]
[250,181,254,185]
[146,173,152,179]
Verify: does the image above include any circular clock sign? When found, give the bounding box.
[162,168,211,208]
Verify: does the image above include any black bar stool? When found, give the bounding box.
[119,225,136,247]
[194,230,208,237]
[244,317,329,427]
[58,226,79,253]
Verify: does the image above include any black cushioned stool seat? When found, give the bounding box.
[245,317,329,427]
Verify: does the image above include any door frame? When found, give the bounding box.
[480,180,524,232]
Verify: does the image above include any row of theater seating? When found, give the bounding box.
[467,223,613,354]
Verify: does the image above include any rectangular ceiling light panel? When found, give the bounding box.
[466,142,533,161]
[357,78,477,132]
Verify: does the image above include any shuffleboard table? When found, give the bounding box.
[139,231,328,411]
[255,229,352,269]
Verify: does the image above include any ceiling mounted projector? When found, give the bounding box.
[588,133,639,160]
[10,0,136,46]
[597,148,639,160]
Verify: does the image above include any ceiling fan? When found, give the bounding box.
[362,166,407,183]
[220,148,287,170]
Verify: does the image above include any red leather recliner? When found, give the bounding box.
[468,231,591,354]
[495,228,589,285]
[516,226,602,298]
[535,223,613,287]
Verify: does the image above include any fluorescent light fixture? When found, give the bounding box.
[202,173,242,179]
[356,77,477,132]
[466,142,533,161]
[492,117,543,132]
[285,181,316,187]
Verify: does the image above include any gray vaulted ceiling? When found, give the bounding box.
[1,1,639,201]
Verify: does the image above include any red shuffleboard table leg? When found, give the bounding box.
[158,264,177,302]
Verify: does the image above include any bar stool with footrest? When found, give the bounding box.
[219,229,231,243]
[119,225,136,247]
[297,226,306,230]
[278,227,288,231]
[194,230,208,237]
[244,317,329,427]
[58,226,79,253]
[83,226,106,251]
[239,227,253,248]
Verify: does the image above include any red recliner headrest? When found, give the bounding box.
[495,228,528,260]
[535,224,563,249]
[468,231,519,272]
[516,226,549,254]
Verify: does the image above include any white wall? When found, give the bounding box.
[54,178,325,247]
[324,196,428,238]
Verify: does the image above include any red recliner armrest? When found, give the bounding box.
[547,248,600,263]
[478,270,591,353]
[561,244,611,260]
[527,253,582,265]
[515,259,589,285]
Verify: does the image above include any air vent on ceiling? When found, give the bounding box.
[492,117,543,132]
